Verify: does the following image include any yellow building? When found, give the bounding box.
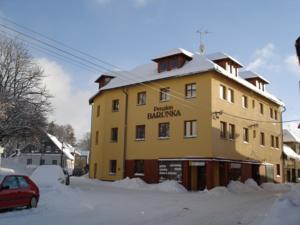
[89,48,284,190]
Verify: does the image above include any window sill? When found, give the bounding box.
[134,173,144,176]
[135,138,145,142]
[260,145,265,147]
[109,172,116,176]
[159,99,170,103]
[112,110,119,112]
[158,137,170,140]
[184,136,197,139]
[110,141,118,143]
[136,104,146,106]
[185,96,196,99]
[243,141,249,144]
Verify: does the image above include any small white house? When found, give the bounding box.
[15,132,77,173]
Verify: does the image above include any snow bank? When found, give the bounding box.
[31,165,65,188]
[227,179,261,193]
[0,167,15,174]
[262,187,300,225]
[207,186,231,196]
[112,177,187,193]
[261,182,293,192]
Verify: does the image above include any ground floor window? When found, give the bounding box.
[40,159,45,165]
[136,125,145,140]
[229,163,241,181]
[276,164,281,176]
[109,160,117,174]
[159,123,170,138]
[159,161,182,182]
[26,158,32,165]
[52,160,57,165]
[134,160,144,175]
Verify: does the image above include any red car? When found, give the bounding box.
[0,174,39,210]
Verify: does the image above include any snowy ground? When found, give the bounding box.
[0,162,299,225]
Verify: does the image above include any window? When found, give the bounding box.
[220,121,227,138]
[274,110,278,120]
[112,99,119,112]
[242,95,248,108]
[170,58,178,69]
[275,137,279,148]
[270,108,273,119]
[95,131,99,145]
[52,160,57,165]
[252,100,255,108]
[137,92,146,105]
[185,83,196,98]
[159,123,170,138]
[219,85,226,100]
[109,160,117,174]
[96,105,100,117]
[260,103,264,114]
[253,130,256,138]
[111,128,118,142]
[184,120,197,137]
[159,62,168,72]
[17,176,29,188]
[260,132,265,146]
[271,135,275,148]
[228,89,234,103]
[40,159,45,165]
[26,158,32,165]
[2,176,18,189]
[276,164,281,176]
[134,160,144,175]
[243,128,249,143]
[136,125,145,140]
[229,124,235,140]
[160,88,170,101]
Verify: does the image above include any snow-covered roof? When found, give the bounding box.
[239,70,270,84]
[46,133,74,161]
[206,52,243,67]
[283,144,300,161]
[283,129,300,143]
[153,48,194,60]
[90,50,284,106]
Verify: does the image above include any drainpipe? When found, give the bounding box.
[122,88,129,179]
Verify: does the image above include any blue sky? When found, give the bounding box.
[1,0,300,139]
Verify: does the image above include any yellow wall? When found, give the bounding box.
[89,70,283,182]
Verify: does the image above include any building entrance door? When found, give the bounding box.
[197,166,206,190]
[292,169,296,182]
[252,165,260,184]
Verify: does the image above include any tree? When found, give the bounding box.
[0,36,51,143]
[47,121,76,146]
[77,132,90,151]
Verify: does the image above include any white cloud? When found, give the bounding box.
[246,43,276,70]
[285,54,300,75]
[36,58,92,140]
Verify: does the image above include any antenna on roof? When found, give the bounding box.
[196,28,211,55]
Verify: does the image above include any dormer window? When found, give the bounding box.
[152,48,193,73]
[240,71,269,92]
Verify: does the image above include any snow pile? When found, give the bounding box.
[207,186,231,196]
[112,177,148,189]
[261,182,293,192]
[31,165,66,188]
[112,177,187,193]
[227,179,262,193]
[244,178,263,191]
[154,180,187,193]
[0,167,15,174]
[262,187,300,225]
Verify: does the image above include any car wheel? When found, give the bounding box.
[27,196,38,209]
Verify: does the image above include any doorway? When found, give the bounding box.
[197,166,206,190]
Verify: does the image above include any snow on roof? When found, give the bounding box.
[90,51,284,106]
[46,133,74,160]
[206,52,243,67]
[239,70,270,84]
[283,129,300,143]
[283,144,300,161]
[153,48,194,60]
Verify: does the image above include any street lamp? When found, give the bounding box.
[295,36,300,65]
